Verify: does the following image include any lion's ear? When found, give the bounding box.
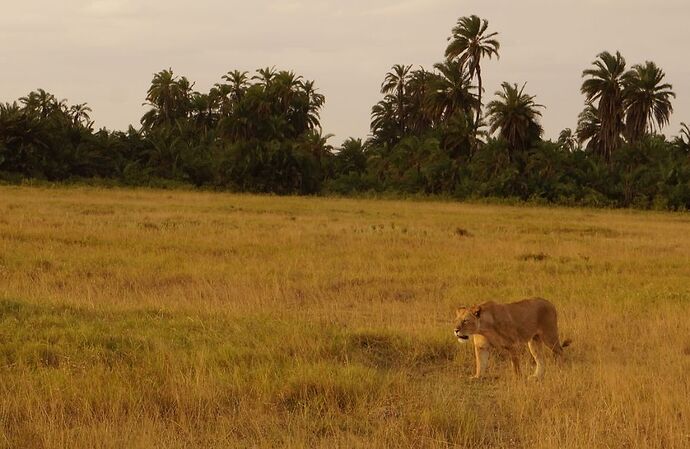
[472,307,481,318]
[455,307,466,318]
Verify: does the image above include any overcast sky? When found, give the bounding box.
[2,0,689,145]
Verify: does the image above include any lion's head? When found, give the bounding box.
[454,306,482,343]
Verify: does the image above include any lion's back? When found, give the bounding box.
[485,298,560,342]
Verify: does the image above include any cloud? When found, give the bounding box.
[364,0,451,16]
[266,1,305,14]
[81,0,139,17]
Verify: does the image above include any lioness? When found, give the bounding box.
[454,298,570,379]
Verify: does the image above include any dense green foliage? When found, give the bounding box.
[1,16,689,209]
[1,69,329,194]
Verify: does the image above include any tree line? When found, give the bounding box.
[0,68,329,194]
[1,15,689,209]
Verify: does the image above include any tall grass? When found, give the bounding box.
[0,185,688,448]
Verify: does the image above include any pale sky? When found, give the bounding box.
[2,0,689,145]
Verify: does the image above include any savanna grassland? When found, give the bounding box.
[0,185,689,449]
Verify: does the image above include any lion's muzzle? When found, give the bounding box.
[454,329,470,343]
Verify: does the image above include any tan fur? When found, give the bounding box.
[454,297,570,379]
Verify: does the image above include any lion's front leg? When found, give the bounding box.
[472,336,490,379]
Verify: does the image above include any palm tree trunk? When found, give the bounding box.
[476,66,482,130]
[398,84,405,136]
[473,65,483,156]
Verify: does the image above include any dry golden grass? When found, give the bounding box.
[0,185,689,449]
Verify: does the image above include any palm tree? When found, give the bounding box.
[425,59,478,124]
[333,138,368,175]
[486,82,544,153]
[370,96,398,146]
[273,71,305,116]
[445,15,500,131]
[0,102,20,114]
[681,123,690,144]
[581,51,627,160]
[558,128,579,152]
[189,92,217,132]
[381,64,412,134]
[20,89,58,119]
[623,61,675,142]
[677,122,690,153]
[253,67,277,87]
[438,110,479,159]
[576,103,602,153]
[299,131,334,163]
[404,68,435,133]
[222,70,250,102]
[214,70,249,117]
[0,101,51,175]
[69,103,93,129]
[301,80,325,132]
[142,69,194,129]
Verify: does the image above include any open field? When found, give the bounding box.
[0,185,689,449]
